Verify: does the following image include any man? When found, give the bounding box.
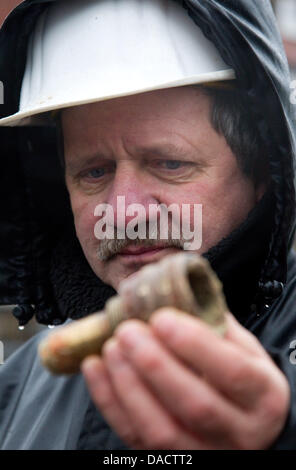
[0,0,295,450]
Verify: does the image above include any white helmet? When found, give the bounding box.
[0,0,235,126]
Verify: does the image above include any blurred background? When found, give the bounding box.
[0,0,296,361]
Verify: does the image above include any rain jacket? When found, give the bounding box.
[0,0,296,450]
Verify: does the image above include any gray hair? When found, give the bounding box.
[200,83,268,185]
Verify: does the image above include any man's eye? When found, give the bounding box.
[153,160,184,170]
[87,168,105,178]
[164,160,182,170]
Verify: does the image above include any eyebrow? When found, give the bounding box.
[134,142,193,160]
[66,142,198,173]
[66,154,113,174]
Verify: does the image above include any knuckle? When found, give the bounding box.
[256,362,290,416]
[261,383,290,422]
[188,398,216,426]
[235,433,257,450]
[226,361,254,392]
[120,429,142,448]
[143,428,179,450]
[236,419,276,450]
[168,327,193,350]
[137,348,163,372]
[229,418,264,450]
[96,391,115,411]
[235,377,291,449]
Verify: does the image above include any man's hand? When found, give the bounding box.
[81,309,290,450]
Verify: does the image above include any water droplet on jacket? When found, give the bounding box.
[48,325,55,329]
[18,325,25,331]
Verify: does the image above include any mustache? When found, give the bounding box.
[97,225,186,261]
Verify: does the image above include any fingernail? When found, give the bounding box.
[116,323,147,349]
[102,338,126,367]
[81,356,102,379]
[150,310,177,334]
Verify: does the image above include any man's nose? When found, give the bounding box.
[105,164,159,228]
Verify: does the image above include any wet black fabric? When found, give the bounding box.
[49,228,116,323]
[0,0,296,450]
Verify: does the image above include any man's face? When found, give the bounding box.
[63,86,263,290]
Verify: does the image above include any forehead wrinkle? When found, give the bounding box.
[66,137,199,174]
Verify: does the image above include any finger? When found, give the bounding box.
[114,320,249,446]
[149,311,270,409]
[102,338,206,450]
[81,355,143,449]
[223,312,269,357]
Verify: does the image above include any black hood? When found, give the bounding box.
[0,0,295,326]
